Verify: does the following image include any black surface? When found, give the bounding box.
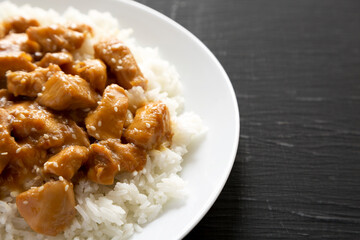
[137,0,360,239]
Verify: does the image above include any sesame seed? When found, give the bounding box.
[16,148,21,154]
[117,165,120,171]
[95,133,100,139]
[111,58,116,63]
[23,201,28,205]
[7,115,12,120]
[34,52,42,57]
[42,86,46,91]
[118,59,122,64]
[65,185,69,191]
[38,186,44,192]
[114,107,118,112]
[82,108,90,112]
[59,176,64,181]
[116,66,123,71]
[145,123,150,128]
[20,79,26,84]
[98,121,102,127]
[53,136,59,141]
[53,162,59,168]
[43,134,49,139]
[37,93,43,97]
[31,127,36,132]
[97,101,101,105]
[10,191,18,197]
[112,43,123,49]
[89,126,96,131]
[1,152,8,155]
[19,113,25,119]
[72,134,77,139]
[102,49,107,54]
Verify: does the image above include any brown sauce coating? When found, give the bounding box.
[0,18,171,236]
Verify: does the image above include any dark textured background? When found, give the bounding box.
[137,0,360,239]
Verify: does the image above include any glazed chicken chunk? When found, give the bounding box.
[101,139,147,173]
[0,51,35,78]
[16,180,76,236]
[94,39,147,90]
[7,64,61,97]
[85,84,128,140]
[124,102,172,149]
[37,71,99,110]
[86,142,120,185]
[3,17,39,35]
[65,59,107,93]
[0,32,40,54]
[8,102,65,148]
[26,24,86,52]
[87,139,146,185]
[44,146,89,180]
[37,52,73,68]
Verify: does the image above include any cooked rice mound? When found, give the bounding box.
[0,2,205,239]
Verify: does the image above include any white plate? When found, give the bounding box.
[8,0,240,239]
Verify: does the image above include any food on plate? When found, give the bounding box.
[0,2,205,239]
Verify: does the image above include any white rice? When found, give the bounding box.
[0,2,206,239]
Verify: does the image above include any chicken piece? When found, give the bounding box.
[87,140,146,185]
[0,33,27,52]
[101,139,147,172]
[37,52,73,68]
[87,142,120,185]
[46,119,90,155]
[65,59,107,93]
[94,39,147,90]
[26,24,86,52]
[124,102,172,149]
[0,108,18,174]
[8,102,65,149]
[8,102,90,152]
[0,51,35,78]
[0,32,39,53]
[85,84,128,140]
[14,142,47,169]
[3,17,39,35]
[6,64,61,97]
[16,180,76,236]
[37,71,99,111]
[44,146,88,180]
